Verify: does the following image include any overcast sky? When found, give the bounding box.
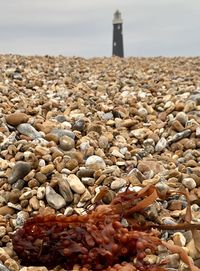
[0,0,200,57]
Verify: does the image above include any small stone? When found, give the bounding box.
[77,168,94,178]
[165,253,180,268]
[81,177,95,186]
[65,151,83,163]
[15,211,29,227]
[110,178,127,190]
[171,119,184,132]
[35,172,47,184]
[4,258,19,271]
[0,206,15,216]
[168,200,185,211]
[51,128,75,139]
[102,190,115,204]
[111,149,125,158]
[66,174,86,194]
[12,179,25,190]
[19,190,36,200]
[196,126,200,137]
[184,100,196,112]
[130,128,150,139]
[137,107,148,117]
[155,182,169,197]
[137,160,164,175]
[37,187,46,199]
[5,112,29,126]
[8,161,31,184]
[58,178,74,203]
[0,247,9,262]
[182,177,196,189]
[40,164,54,174]
[0,226,6,238]
[8,189,21,204]
[175,112,188,126]
[0,262,10,271]
[64,206,74,216]
[72,119,85,132]
[29,196,39,210]
[7,202,22,211]
[45,186,66,210]
[101,112,114,120]
[59,135,75,151]
[65,159,78,170]
[167,129,191,145]
[98,136,109,149]
[17,123,42,139]
[80,189,92,202]
[85,155,106,170]
[172,232,186,247]
[187,239,200,259]
[121,119,137,128]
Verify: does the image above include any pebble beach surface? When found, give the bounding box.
[1,55,200,270]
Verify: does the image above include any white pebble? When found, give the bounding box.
[182,177,196,189]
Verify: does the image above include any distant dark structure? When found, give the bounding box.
[112,10,124,57]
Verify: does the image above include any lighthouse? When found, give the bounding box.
[112,10,124,57]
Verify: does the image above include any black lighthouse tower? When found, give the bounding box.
[112,10,124,57]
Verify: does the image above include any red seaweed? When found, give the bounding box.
[12,185,200,271]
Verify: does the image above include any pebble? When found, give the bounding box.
[5,112,29,126]
[17,123,42,139]
[175,112,188,126]
[45,186,66,210]
[172,232,186,247]
[8,161,31,184]
[36,187,46,199]
[58,178,74,203]
[4,259,19,271]
[0,226,6,238]
[59,135,75,151]
[40,164,54,174]
[85,155,106,170]
[0,206,15,216]
[182,177,197,189]
[51,128,75,139]
[64,206,74,216]
[66,174,86,194]
[0,262,10,271]
[110,178,127,190]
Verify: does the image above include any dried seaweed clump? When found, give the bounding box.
[12,185,200,271]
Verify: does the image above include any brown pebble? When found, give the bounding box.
[40,164,55,174]
[5,112,29,126]
[8,189,21,204]
[0,206,15,216]
[65,159,78,171]
[35,172,47,184]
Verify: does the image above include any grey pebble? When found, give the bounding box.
[51,128,75,139]
[155,137,167,152]
[167,129,191,145]
[45,186,66,210]
[8,161,31,184]
[58,178,74,203]
[0,261,10,271]
[110,178,126,190]
[12,179,25,190]
[17,123,42,139]
[72,119,85,132]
